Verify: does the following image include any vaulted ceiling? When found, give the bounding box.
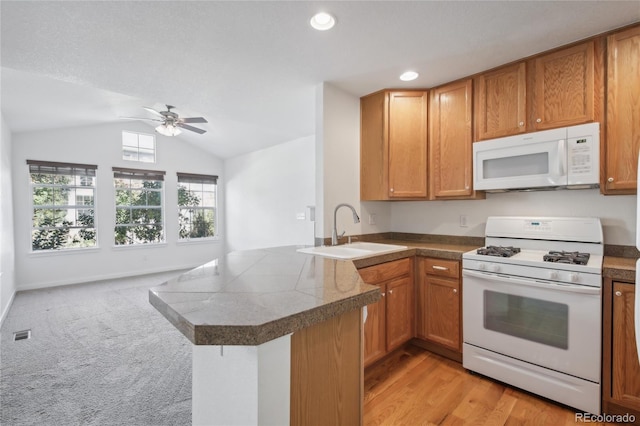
[2,1,639,158]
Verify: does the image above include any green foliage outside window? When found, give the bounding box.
[30,171,97,251]
[114,179,164,245]
[178,183,216,239]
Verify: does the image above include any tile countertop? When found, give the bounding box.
[350,239,480,268]
[150,241,637,347]
[149,241,475,347]
[149,246,381,346]
[373,238,638,284]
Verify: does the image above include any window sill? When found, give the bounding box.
[176,237,221,246]
[29,246,101,257]
[112,242,168,250]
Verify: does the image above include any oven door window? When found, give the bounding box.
[483,290,568,349]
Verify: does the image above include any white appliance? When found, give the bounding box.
[473,122,600,192]
[636,151,640,364]
[463,216,603,414]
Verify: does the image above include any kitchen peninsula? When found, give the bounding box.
[149,245,380,426]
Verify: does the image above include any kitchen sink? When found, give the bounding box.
[296,242,407,260]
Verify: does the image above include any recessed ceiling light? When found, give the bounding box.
[310,12,336,31]
[400,71,419,81]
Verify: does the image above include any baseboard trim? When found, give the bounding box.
[1,290,16,328]
[16,263,201,292]
[410,338,462,363]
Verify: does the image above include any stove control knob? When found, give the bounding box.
[478,263,486,270]
[549,271,559,280]
[492,264,501,273]
[570,273,579,282]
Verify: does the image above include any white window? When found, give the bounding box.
[28,160,97,251]
[177,173,218,240]
[113,167,165,245]
[122,131,155,163]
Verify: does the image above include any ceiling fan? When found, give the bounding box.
[122,104,208,136]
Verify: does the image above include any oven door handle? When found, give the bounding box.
[463,270,601,295]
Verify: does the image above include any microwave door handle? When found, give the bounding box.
[463,269,600,295]
[558,139,566,175]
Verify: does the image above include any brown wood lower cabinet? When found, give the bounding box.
[603,279,640,418]
[415,257,462,362]
[359,258,414,367]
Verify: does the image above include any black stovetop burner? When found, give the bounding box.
[543,251,591,265]
[477,246,521,257]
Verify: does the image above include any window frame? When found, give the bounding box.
[27,160,98,252]
[177,172,219,241]
[113,167,166,246]
[122,130,156,164]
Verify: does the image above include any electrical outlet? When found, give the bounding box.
[459,215,468,227]
[368,214,376,225]
[296,212,306,220]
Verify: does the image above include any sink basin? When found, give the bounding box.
[296,242,407,260]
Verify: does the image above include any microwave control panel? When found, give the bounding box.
[567,122,600,186]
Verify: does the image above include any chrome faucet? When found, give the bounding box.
[332,203,360,246]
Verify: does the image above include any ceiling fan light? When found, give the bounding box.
[155,123,181,136]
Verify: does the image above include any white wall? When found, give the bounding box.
[12,121,225,290]
[319,83,636,246]
[318,83,391,241]
[392,190,636,245]
[1,113,16,323]
[225,136,315,251]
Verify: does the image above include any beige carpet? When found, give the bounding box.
[1,271,192,426]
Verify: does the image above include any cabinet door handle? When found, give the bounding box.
[519,121,524,127]
[536,118,542,123]
[453,289,458,294]
[390,188,394,193]
[432,265,449,271]
[615,291,622,297]
[381,292,386,297]
[608,177,614,183]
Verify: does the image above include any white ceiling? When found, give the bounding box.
[2,1,639,159]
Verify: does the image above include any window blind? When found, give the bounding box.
[27,160,97,177]
[112,167,166,181]
[177,172,218,185]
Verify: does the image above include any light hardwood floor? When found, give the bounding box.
[364,345,617,426]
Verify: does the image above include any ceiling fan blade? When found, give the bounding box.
[180,117,208,124]
[178,123,207,134]
[120,116,163,122]
[143,106,164,118]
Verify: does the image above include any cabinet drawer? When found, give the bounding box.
[359,258,412,283]
[424,258,459,279]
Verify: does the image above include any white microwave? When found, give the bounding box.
[473,122,600,192]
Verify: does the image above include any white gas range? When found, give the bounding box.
[462,216,603,415]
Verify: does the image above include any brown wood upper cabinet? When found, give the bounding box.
[474,62,527,140]
[474,40,599,140]
[360,90,428,200]
[429,79,477,199]
[603,25,640,195]
[531,41,597,130]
